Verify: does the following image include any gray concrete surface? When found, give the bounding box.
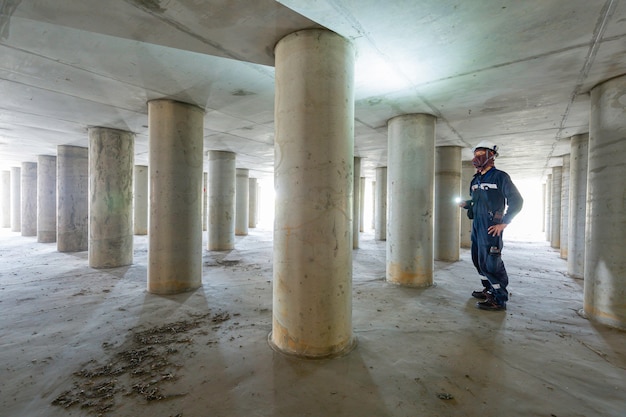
[1,226,624,417]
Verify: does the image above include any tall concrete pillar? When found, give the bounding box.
[37,155,57,243]
[270,29,355,358]
[21,162,37,237]
[133,165,148,235]
[584,75,626,329]
[460,160,474,248]
[236,168,250,236]
[435,146,462,261]
[88,127,134,268]
[10,167,20,232]
[208,150,236,250]
[386,114,436,287]
[541,183,546,233]
[353,157,361,248]
[550,167,562,248]
[57,145,88,252]
[374,167,387,241]
[203,172,208,231]
[567,133,588,279]
[544,174,552,242]
[249,177,258,229]
[147,100,204,294]
[359,177,365,232]
[370,180,378,230]
[559,155,570,259]
[1,171,10,228]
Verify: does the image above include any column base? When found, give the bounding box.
[267,332,358,360]
[582,305,626,331]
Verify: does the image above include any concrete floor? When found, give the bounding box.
[0,226,625,417]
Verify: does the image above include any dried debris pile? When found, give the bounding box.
[52,310,231,415]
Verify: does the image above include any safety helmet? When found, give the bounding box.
[473,140,499,157]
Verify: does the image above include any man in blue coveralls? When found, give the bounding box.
[459,141,523,311]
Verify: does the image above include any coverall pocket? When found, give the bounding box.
[485,249,502,274]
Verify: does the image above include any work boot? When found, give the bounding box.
[476,298,506,311]
[471,288,490,300]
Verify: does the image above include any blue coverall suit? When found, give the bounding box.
[466,168,523,306]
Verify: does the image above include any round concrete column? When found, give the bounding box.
[88,127,134,268]
[21,162,37,237]
[550,166,562,248]
[235,168,249,236]
[584,75,626,329]
[248,177,258,229]
[567,133,588,279]
[374,167,387,241]
[147,100,204,294]
[359,177,365,232]
[133,165,148,235]
[353,157,361,248]
[203,172,208,231]
[37,155,57,243]
[541,183,546,232]
[386,114,436,287]
[435,146,462,261]
[208,150,236,251]
[460,160,474,248]
[270,29,355,358]
[1,171,10,228]
[10,167,21,232]
[544,174,552,242]
[57,145,89,252]
[371,181,376,230]
[559,155,570,259]
[57,145,88,252]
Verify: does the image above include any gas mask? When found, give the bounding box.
[472,151,495,172]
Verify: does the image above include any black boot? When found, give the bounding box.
[471,288,490,300]
[476,293,506,311]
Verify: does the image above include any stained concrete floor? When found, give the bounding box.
[0,226,625,417]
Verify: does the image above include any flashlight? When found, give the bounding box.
[454,197,462,203]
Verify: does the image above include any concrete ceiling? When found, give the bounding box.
[1,0,625,181]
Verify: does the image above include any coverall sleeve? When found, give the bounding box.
[501,174,523,224]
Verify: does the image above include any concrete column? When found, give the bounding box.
[208,150,236,251]
[21,162,37,237]
[370,180,378,230]
[541,183,546,233]
[133,165,148,235]
[147,100,204,294]
[550,167,562,248]
[1,171,10,228]
[236,168,250,236]
[10,167,20,232]
[359,176,365,232]
[57,145,88,252]
[559,155,570,259]
[567,133,588,279]
[271,29,355,358]
[37,155,57,243]
[584,75,626,329]
[203,172,208,231]
[460,160,474,248]
[545,174,552,242]
[249,177,258,228]
[386,114,436,287]
[374,167,387,241]
[435,146,462,261]
[88,127,134,268]
[353,157,361,248]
